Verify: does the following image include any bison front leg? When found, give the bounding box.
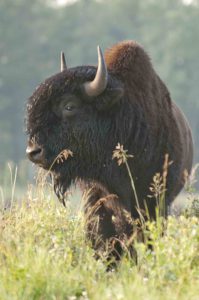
[84,190,136,263]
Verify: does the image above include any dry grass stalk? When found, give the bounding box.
[112,143,145,227]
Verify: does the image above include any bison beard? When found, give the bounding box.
[26,40,193,262]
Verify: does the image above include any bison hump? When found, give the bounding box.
[105,40,154,81]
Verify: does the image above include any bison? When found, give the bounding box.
[26,41,193,260]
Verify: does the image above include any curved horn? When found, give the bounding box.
[61,51,67,71]
[82,46,108,97]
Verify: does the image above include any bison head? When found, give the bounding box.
[26,46,125,198]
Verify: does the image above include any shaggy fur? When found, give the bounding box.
[26,40,193,259]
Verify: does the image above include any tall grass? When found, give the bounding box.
[0,162,198,300]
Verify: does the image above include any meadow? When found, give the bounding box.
[0,166,199,300]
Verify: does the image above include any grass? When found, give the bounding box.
[0,177,199,300]
[0,155,199,300]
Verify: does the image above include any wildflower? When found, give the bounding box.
[112,143,133,166]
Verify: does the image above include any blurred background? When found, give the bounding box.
[0,0,199,198]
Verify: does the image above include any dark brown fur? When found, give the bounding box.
[26,41,193,260]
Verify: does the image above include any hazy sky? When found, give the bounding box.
[56,0,77,6]
[55,0,194,4]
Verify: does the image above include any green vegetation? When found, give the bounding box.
[0,178,199,300]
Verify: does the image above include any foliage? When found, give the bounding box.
[0,156,199,299]
[0,188,198,300]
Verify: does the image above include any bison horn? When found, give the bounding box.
[61,51,67,71]
[82,46,108,97]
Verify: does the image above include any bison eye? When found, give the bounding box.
[62,101,79,118]
[64,104,75,111]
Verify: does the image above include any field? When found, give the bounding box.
[0,169,199,300]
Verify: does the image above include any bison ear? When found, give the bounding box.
[96,87,124,111]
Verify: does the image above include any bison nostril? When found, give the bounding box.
[26,145,43,162]
[31,148,42,156]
